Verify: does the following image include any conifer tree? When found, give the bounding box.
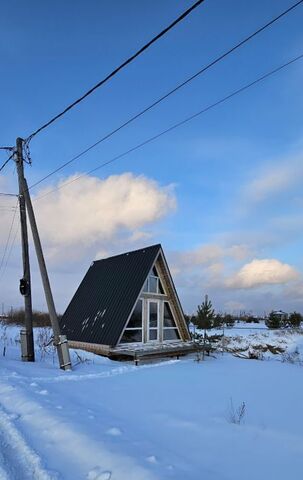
[213,313,223,328]
[196,295,215,330]
[288,312,302,328]
[265,311,282,329]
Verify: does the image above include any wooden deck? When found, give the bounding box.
[68,339,212,363]
[108,340,211,363]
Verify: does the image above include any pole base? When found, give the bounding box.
[20,329,35,362]
[54,335,72,370]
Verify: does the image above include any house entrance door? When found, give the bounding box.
[147,300,159,342]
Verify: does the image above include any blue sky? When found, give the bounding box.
[1,0,303,315]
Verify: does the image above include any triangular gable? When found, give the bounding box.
[118,247,190,344]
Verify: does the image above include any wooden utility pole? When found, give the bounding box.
[15,137,35,361]
[15,138,71,370]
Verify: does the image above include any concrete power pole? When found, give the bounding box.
[15,138,71,370]
[15,137,35,361]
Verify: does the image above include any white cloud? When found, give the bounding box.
[225,259,299,289]
[173,243,251,269]
[243,154,303,204]
[34,173,176,259]
[181,244,224,266]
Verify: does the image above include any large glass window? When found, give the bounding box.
[163,329,180,340]
[120,299,181,345]
[120,329,142,343]
[149,301,158,327]
[143,266,165,295]
[163,302,176,327]
[163,302,180,341]
[149,276,158,293]
[120,300,143,343]
[127,300,143,328]
[148,301,159,341]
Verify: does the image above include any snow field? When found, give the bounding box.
[1,324,303,479]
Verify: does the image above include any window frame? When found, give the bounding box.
[120,299,143,344]
[143,271,165,296]
[147,299,160,342]
[162,301,180,342]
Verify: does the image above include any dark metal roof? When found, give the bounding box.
[60,244,161,346]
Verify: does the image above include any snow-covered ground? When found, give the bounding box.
[1,323,303,479]
[193,321,303,360]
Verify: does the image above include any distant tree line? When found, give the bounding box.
[1,308,61,327]
[265,311,302,329]
[185,296,303,330]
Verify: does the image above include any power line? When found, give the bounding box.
[0,222,20,285]
[33,52,303,202]
[28,0,303,191]
[0,199,19,278]
[25,0,206,142]
[0,152,14,173]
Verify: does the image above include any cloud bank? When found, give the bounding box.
[225,258,299,289]
[33,172,176,260]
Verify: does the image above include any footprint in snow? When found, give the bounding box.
[87,467,112,480]
[106,427,122,436]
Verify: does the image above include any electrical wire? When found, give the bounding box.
[28,0,303,191]
[0,222,20,285]
[0,152,14,173]
[33,52,303,202]
[0,200,19,278]
[25,0,206,142]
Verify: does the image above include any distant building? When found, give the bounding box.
[60,244,195,360]
[271,310,288,322]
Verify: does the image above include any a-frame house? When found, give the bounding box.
[60,244,195,360]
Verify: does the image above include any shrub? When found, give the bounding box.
[244,315,255,323]
[0,323,8,356]
[224,314,235,328]
[227,398,246,425]
[36,327,56,361]
[281,348,302,365]
[265,311,282,329]
[3,308,60,327]
[288,312,302,328]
